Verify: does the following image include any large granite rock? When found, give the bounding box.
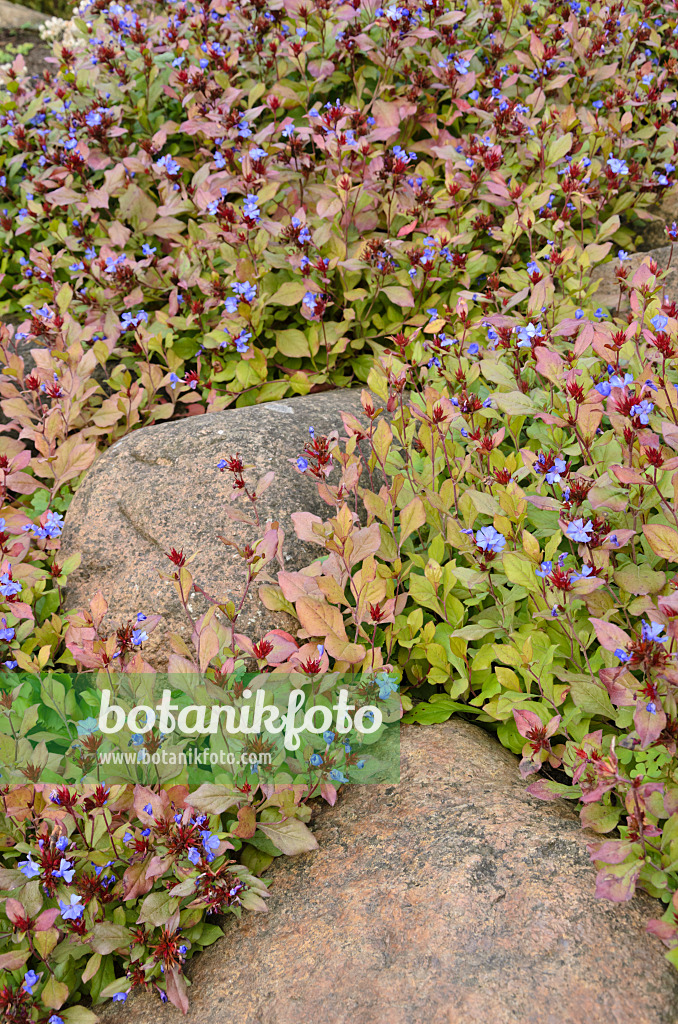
[0,0,45,28]
[101,719,678,1024]
[591,245,678,311]
[61,390,369,662]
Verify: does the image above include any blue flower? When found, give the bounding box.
[54,858,75,883]
[642,620,667,644]
[187,847,200,865]
[155,154,181,176]
[0,618,14,642]
[329,769,349,783]
[607,156,629,175]
[22,970,40,994]
[475,526,505,554]
[618,250,631,262]
[323,731,335,745]
[565,519,593,543]
[609,372,634,389]
[243,193,260,221]
[595,381,612,397]
[19,853,40,879]
[309,753,323,767]
[59,895,84,920]
[651,314,668,331]
[629,400,654,425]
[377,674,399,700]
[535,560,552,578]
[132,629,149,646]
[233,329,251,353]
[535,453,566,484]
[49,1017,65,1024]
[143,803,153,814]
[76,717,99,737]
[0,571,21,597]
[201,830,220,852]
[296,456,308,472]
[112,993,128,1002]
[516,322,543,347]
[646,701,657,715]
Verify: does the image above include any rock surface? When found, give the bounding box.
[61,390,368,662]
[0,0,45,27]
[591,244,678,310]
[637,189,678,250]
[100,719,678,1024]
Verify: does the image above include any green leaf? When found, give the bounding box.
[61,1008,100,1024]
[547,132,573,163]
[399,497,426,544]
[501,552,540,592]
[88,921,132,954]
[276,329,311,358]
[41,977,70,1010]
[256,818,318,855]
[614,563,665,595]
[382,285,414,308]
[269,280,309,306]
[568,675,615,718]
[137,891,180,927]
[643,523,678,562]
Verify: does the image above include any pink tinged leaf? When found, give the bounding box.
[0,950,31,969]
[166,967,190,1015]
[35,908,60,931]
[348,523,382,567]
[588,839,639,864]
[519,756,542,779]
[277,570,321,602]
[5,898,25,924]
[599,667,635,707]
[89,590,109,629]
[589,617,632,652]
[611,465,647,486]
[291,511,326,544]
[321,783,338,806]
[646,919,677,945]
[65,642,105,670]
[234,633,255,657]
[592,858,643,902]
[262,630,298,664]
[659,591,678,617]
[634,701,667,748]
[525,778,571,801]
[534,346,566,383]
[512,708,543,738]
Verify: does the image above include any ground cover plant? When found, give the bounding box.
[0,0,678,1016]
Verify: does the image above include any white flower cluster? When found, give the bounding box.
[39,0,93,48]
